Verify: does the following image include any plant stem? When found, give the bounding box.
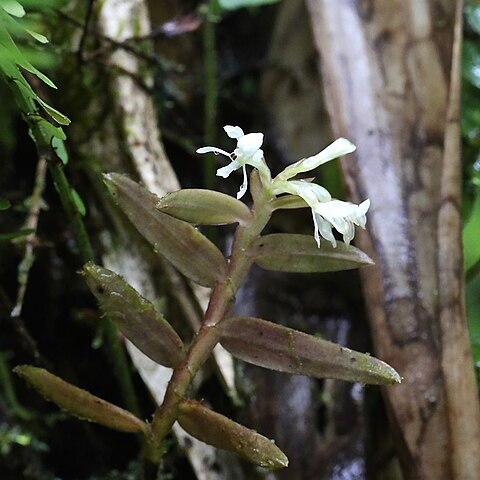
[4,78,140,417]
[146,191,273,463]
[0,351,33,421]
[11,157,47,319]
[203,0,218,191]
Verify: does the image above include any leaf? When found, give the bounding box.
[36,118,66,141]
[157,189,252,225]
[219,317,401,385]
[463,40,480,90]
[253,233,374,273]
[0,21,56,88]
[36,97,71,125]
[26,29,48,44]
[1,0,25,17]
[52,137,68,164]
[218,0,280,11]
[104,173,228,288]
[14,366,147,433]
[178,400,288,470]
[0,198,11,210]
[466,4,480,35]
[464,191,480,272]
[82,263,186,368]
[70,188,86,216]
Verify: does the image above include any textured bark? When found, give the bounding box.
[306,1,480,479]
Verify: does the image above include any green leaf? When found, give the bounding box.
[464,191,480,272]
[14,365,147,434]
[104,173,228,288]
[218,0,280,11]
[0,198,11,210]
[82,262,186,368]
[37,97,71,125]
[466,4,480,35]
[0,21,56,88]
[70,188,86,216]
[253,233,374,273]
[157,189,252,225]
[219,317,401,385]
[52,137,68,164]
[26,29,48,44]
[178,400,288,470]
[36,118,66,141]
[1,0,25,17]
[463,40,480,89]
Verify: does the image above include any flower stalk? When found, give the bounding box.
[146,186,274,462]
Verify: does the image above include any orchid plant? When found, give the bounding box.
[15,125,400,478]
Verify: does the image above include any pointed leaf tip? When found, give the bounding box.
[14,365,147,433]
[178,401,288,470]
[219,317,401,385]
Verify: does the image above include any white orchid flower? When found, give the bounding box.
[275,138,357,181]
[196,125,271,199]
[271,138,370,248]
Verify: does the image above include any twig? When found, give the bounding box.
[56,9,163,67]
[11,157,47,319]
[0,287,43,364]
[77,0,96,63]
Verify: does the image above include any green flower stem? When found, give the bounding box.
[4,78,140,417]
[147,190,274,463]
[203,0,218,191]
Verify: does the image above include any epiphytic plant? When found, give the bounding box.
[15,125,401,476]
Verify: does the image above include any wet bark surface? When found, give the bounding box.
[306,1,480,478]
[234,267,371,480]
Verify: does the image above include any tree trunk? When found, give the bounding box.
[306,1,480,478]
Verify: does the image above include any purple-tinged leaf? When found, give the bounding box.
[82,262,185,368]
[178,400,288,470]
[253,233,374,273]
[219,317,401,385]
[104,174,228,287]
[14,366,147,433]
[157,189,252,225]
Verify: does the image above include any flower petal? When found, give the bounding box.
[217,159,241,178]
[312,211,321,247]
[197,146,231,157]
[237,165,248,199]
[224,125,244,139]
[278,138,356,180]
[236,132,264,158]
[357,199,370,216]
[316,215,337,247]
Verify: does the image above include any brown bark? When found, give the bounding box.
[306,1,480,479]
